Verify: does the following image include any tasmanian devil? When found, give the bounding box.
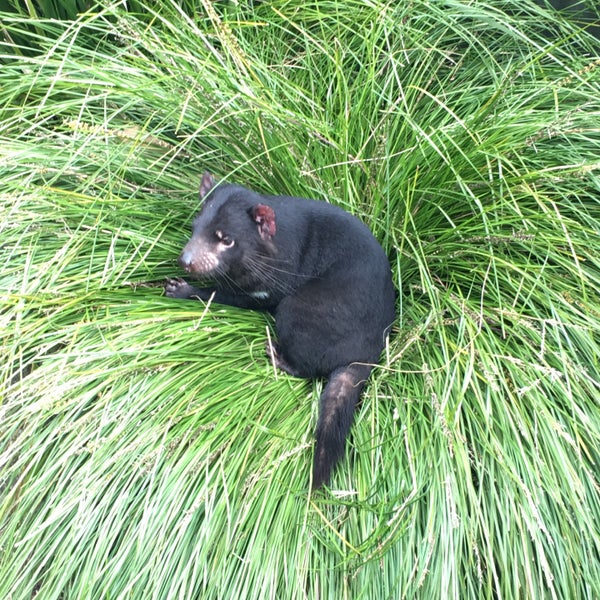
[166,172,396,489]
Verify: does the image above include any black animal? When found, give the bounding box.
[166,172,395,489]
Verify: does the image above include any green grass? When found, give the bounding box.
[1,1,599,598]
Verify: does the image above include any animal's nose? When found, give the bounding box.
[178,250,194,271]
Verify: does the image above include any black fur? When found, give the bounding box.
[166,172,396,489]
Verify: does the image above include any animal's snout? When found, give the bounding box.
[178,250,194,271]
[177,241,220,275]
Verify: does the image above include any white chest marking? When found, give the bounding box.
[250,290,270,300]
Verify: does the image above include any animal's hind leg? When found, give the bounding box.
[265,339,303,378]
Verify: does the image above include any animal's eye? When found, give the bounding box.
[215,230,234,248]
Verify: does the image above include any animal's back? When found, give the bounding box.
[264,195,395,377]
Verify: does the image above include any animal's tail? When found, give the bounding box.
[312,363,373,489]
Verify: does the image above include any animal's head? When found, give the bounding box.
[178,172,277,279]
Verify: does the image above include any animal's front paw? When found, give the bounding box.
[165,277,194,299]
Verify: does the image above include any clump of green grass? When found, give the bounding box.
[1,1,599,598]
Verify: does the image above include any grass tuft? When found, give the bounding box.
[1,1,599,598]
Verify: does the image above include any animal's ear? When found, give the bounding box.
[199,172,216,200]
[249,204,276,240]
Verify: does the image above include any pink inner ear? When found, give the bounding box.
[253,204,276,239]
[200,172,215,199]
